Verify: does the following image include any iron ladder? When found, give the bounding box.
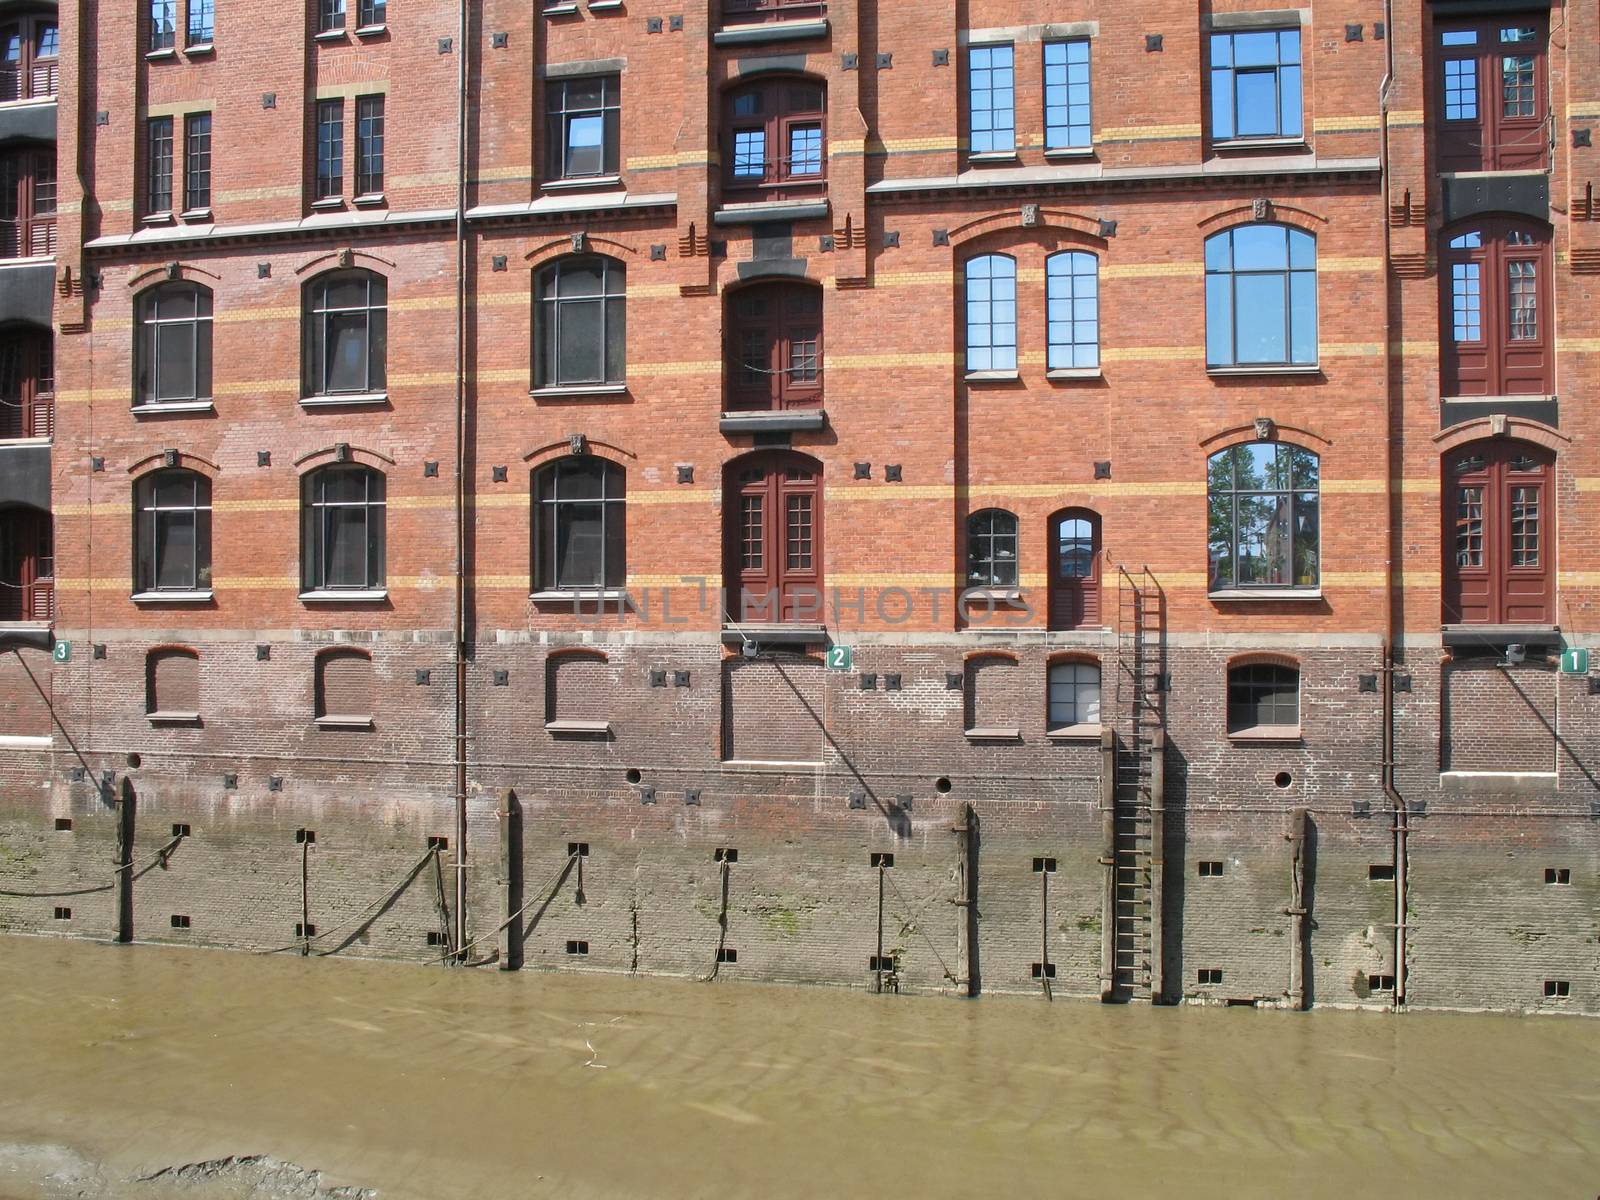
[1113,566,1165,1000]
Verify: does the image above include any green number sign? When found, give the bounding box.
[52,640,70,663]
[826,645,853,671]
[1559,647,1588,675]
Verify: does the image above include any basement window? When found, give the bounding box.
[1198,860,1224,877]
[1367,973,1396,992]
[1543,979,1570,998]
[566,940,589,955]
[1198,968,1223,985]
[1544,867,1570,885]
[1368,864,1395,881]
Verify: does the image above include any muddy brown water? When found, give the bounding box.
[0,936,1594,1199]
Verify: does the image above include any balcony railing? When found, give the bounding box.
[0,576,53,623]
[0,390,52,440]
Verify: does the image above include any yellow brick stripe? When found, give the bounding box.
[1097,123,1201,142]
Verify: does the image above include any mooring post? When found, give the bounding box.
[300,836,311,957]
[1098,728,1116,1002]
[874,862,885,995]
[1287,807,1309,1010]
[498,788,521,970]
[1148,729,1166,1003]
[961,802,979,997]
[114,777,135,944]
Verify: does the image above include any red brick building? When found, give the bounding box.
[1,0,1595,1011]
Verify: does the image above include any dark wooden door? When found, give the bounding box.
[1440,219,1551,398]
[1049,509,1101,629]
[727,282,823,411]
[1435,17,1547,173]
[726,452,823,623]
[0,505,51,621]
[1443,441,1552,625]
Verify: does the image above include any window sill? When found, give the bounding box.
[144,47,177,60]
[133,400,215,415]
[711,17,829,46]
[0,97,58,109]
[353,24,387,36]
[142,212,175,226]
[1209,589,1322,602]
[586,0,624,9]
[712,198,830,226]
[300,391,387,407]
[719,623,828,647]
[964,370,1021,384]
[1207,363,1321,377]
[1211,137,1309,153]
[967,151,1021,165]
[530,589,628,603]
[545,718,613,735]
[0,436,51,447]
[132,590,213,603]
[1047,724,1103,742]
[312,28,348,41]
[1440,393,1556,405]
[352,193,386,208]
[542,2,579,14]
[300,589,388,603]
[530,384,629,400]
[185,42,215,55]
[1043,147,1096,161]
[965,727,1023,743]
[315,715,374,730]
[962,587,1024,606]
[310,198,346,212]
[179,208,213,222]
[147,711,201,725]
[541,175,623,192]
[719,409,826,433]
[0,734,52,749]
[1228,726,1302,743]
[1046,367,1102,381]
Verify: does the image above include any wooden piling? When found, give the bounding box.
[1288,807,1309,1010]
[1098,729,1116,1002]
[114,777,135,944]
[498,789,521,970]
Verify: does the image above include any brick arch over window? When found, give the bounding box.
[724,279,822,411]
[1046,652,1102,732]
[1048,507,1101,628]
[1225,654,1300,735]
[722,74,826,200]
[1439,216,1552,398]
[134,281,213,409]
[1204,223,1317,368]
[533,254,626,390]
[146,646,199,720]
[531,456,626,592]
[132,468,213,595]
[1442,437,1554,626]
[315,647,373,726]
[301,269,387,399]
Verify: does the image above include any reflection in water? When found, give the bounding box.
[0,936,1592,1199]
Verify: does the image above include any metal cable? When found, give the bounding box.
[0,834,184,897]
[881,868,960,985]
[255,846,436,956]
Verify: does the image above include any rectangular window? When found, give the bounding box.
[318,0,346,33]
[186,0,213,45]
[149,0,175,50]
[1043,40,1091,150]
[183,113,211,212]
[545,76,620,181]
[357,0,386,28]
[356,95,384,196]
[315,99,343,200]
[1210,29,1302,142]
[147,117,173,216]
[969,45,1015,154]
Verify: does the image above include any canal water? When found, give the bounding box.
[0,935,1593,1199]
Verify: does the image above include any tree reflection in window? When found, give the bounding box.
[1207,442,1319,590]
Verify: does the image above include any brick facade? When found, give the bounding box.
[1,0,1597,1014]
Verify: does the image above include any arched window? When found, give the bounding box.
[1,11,59,101]
[724,451,822,624]
[1440,219,1551,397]
[135,283,213,409]
[723,77,826,199]
[0,503,51,620]
[134,469,212,595]
[0,325,52,439]
[315,648,373,727]
[303,270,387,399]
[966,509,1018,587]
[1204,224,1316,368]
[964,254,1017,374]
[301,465,386,594]
[1443,439,1553,625]
[533,256,625,389]
[146,648,199,720]
[726,281,822,411]
[532,457,626,592]
[0,147,56,257]
[1046,251,1099,371]
[1227,660,1299,735]
[1207,442,1319,592]
[1048,659,1101,731]
[1049,508,1101,628]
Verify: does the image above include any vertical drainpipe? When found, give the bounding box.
[1378,0,1408,1009]
[451,0,469,957]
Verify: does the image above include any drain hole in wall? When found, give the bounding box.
[934,776,952,794]
[126,752,142,768]
[1273,771,1293,789]
[626,768,642,785]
